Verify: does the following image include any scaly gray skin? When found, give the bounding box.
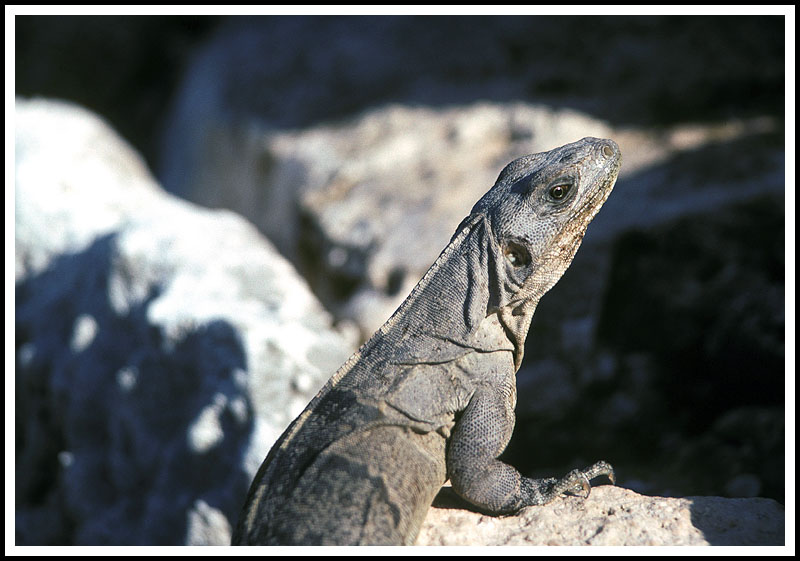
[233,137,621,546]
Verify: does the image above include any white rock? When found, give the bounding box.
[15,97,355,545]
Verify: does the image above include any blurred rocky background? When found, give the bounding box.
[14,15,786,545]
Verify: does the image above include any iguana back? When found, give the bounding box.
[233,137,621,545]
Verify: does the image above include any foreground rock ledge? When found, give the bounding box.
[416,485,784,546]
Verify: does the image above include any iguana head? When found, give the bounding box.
[393,138,620,370]
[471,137,621,367]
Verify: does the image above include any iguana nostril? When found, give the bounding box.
[602,144,614,158]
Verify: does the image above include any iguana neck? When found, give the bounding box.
[368,214,535,369]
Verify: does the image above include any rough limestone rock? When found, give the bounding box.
[416,486,785,546]
[14,97,355,545]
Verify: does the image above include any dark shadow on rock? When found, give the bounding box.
[169,15,784,129]
[597,193,784,423]
[430,486,476,512]
[16,233,255,545]
[594,193,784,502]
[688,496,785,545]
[430,486,512,517]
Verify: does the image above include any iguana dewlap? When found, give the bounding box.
[233,137,621,545]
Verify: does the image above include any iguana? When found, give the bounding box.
[233,137,621,546]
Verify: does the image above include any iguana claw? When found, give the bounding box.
[557,461,616,499]
[583,460,616,486]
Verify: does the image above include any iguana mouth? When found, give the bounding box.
[574,172,618,231]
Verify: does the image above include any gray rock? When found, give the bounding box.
[185,499,232,546]
[417,485,784,546]
[159,98,614,336]
[158,35,783,341]
[15,97,355,545]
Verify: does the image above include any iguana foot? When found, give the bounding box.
[553,460,616,499]
[516,460,614,509]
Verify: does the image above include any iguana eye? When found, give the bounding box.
[504,242,530,268]
[549,184,570,200]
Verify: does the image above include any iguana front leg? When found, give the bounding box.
[446,385,615,514]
